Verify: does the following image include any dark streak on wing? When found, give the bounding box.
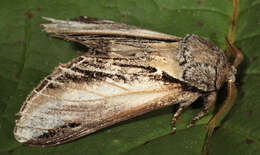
[35,80,48,92]
[67,35,178,42]
[63,72,92,83]
[70,67,127,82]
[81,60,106,69]
[47,83,60,89]
[112,63,157,73]
[37,123,81,139]
[56,74,69,83]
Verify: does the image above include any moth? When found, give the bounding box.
[14,16,243,147]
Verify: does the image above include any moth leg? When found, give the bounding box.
[203,81,237,155]
[171,102,193,133]
[225,37,244,67]
[187,92,216,128]
[203,38,242,155]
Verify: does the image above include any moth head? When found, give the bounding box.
[178,35,234,92]
[217,65,237,88]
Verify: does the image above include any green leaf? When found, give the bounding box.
[0,0,259,154]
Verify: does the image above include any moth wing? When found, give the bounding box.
[41,17,181,55]
[14,54,199,146]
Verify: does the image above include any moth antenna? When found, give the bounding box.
[224,37,244,68]
[204,38,243,155]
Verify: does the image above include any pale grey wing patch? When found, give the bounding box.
[14,55,201,146]
[41,17,181,55]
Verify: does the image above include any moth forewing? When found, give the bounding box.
[14,54,200,146]
[41,16,181,41]
[14,17,236,146]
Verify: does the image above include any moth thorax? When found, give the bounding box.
[178,35,230,92]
